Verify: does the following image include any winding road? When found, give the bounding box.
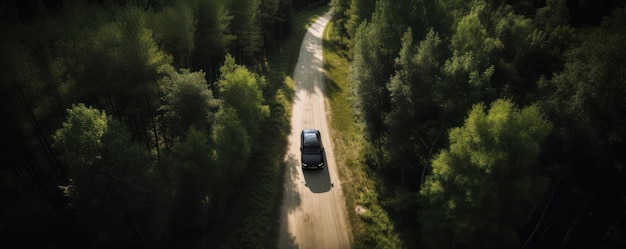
[278,12,352,249]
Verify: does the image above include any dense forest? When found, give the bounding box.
[330,0,625,248]
[0,0,327,248]
[3,0,626,248]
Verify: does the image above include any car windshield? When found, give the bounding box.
[302,146,321,154]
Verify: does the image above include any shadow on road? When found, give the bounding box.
[284,154,302,210]
[279,154,301,249]
[303,151,332,193]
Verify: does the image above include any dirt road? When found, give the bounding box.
[278,12,352,249]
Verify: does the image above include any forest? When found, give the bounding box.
[2,0,626,248]
[0,0,327,248]
[329,0,625,248]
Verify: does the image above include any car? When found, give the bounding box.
[300,129,325,170]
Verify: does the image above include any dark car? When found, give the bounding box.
[300,129,325,169]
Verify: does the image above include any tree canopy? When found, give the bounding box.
[336,0,626,248]
[53,104,154,246]
[420,99,552,249]
[0,0,316,248]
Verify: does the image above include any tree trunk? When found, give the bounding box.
[145,94,160,158]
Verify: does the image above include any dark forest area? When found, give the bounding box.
[2,0,626,248]
[330,0,626,248]
[0,0,328,248]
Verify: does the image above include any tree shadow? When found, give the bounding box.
[302,150,332,193]
[278,154,301,249]
[283,154,302,211]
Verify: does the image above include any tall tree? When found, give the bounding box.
[212,106,251,187]
[437,4,504,125]
[420,99,552,249]
[450,5,502,70]
[344,0,375,53]
[158,65,219,145]
[530,0,572,79]
[76,6,171,145]
[217,55,270,143]
[351,0,409,148]
[170,125,215,233]
[258,0,282,55]
[148,1,196,68]
[385,28,444,184]
[228,0,263,65]
[194,0,234,80]
[546,7,626,171]
[330,0,350,38]
[52,104,154,247]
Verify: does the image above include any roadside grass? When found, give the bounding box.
[322,20,404,249]
[219,6,330,249]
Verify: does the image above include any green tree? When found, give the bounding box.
[546,7,626,171]
[330,0,350,38]
[158,65,219,144]
[420,99,552,249]
[344,0,376,53]
[212,106,251,186]
[352,0,446,152]
[436,50,496,128]
[228,0,263,65]
[217,55,270,142]
[450,5,502,69]
[52,104,153,247]
[170,126,215,232]
[194,0,234,79]
[351,0,409,148]
[385,28,444,183]
[76,6,171,143]
[148,1,196,68]
[352,19,388,149]
[528,0,572,80]
[258,0,291,54]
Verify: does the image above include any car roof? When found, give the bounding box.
[302,129,320,146]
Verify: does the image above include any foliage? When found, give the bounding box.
[217,54,271,143]
[334,0,626,248]
[148,1,196,68]
[194,0,234,78]
[229,0,263,65]
[329,0,350,38]
[52,104,155,247]
[212,107,250,185]
[420,99,552,249]
[0,1,314,248]
[385,28,444,183]
[546,7,626,168]
[351,17,392,146]
[82,6,171,115]
[158,65,219,142]
[4,0,626,248]
[170,126,214,233]
[344,0,376,52]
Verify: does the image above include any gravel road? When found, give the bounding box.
[277,11,352,249]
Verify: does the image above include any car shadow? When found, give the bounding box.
[302,150,332,193]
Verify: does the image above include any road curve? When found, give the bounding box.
[278,12,352,249]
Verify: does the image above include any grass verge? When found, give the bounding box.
[322,18,404,249]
